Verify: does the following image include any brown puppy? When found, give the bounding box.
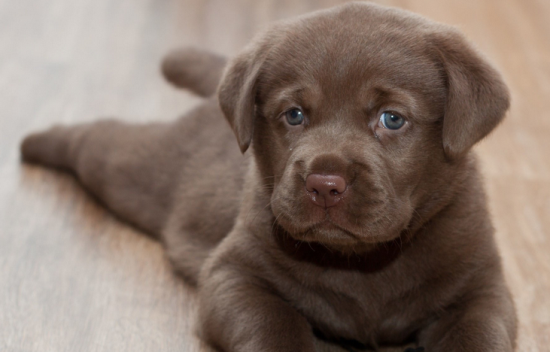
[21,2,517,351]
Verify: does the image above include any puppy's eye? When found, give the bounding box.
[379,111,405,130]
[285,109,305,126]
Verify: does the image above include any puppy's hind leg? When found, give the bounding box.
[21,119,185,237]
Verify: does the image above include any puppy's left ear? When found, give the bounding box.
[432,28,510,159]
[217,37,271,154]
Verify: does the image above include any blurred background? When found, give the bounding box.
[0,0,548,351]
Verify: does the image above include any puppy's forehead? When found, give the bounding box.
[262,3,443,98]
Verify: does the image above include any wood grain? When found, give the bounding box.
[0,0,548,351]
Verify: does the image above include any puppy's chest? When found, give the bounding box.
[282,270,434,345]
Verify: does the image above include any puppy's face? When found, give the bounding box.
[219,3,509,251]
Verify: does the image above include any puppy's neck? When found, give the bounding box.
[272,224,407,273]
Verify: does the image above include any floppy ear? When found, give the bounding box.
[217,39,269,154]
[432,29,510,159]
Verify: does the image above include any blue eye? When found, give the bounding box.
[380,111,405,130]
[285,109,305,126]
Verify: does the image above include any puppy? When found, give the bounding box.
[21,2,517,351]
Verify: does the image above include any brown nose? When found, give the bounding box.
[305,174,347,208]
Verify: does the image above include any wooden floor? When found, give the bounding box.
[1,0,549,351]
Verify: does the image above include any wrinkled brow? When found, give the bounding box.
[361,85,427,122]
[260,84,321,119]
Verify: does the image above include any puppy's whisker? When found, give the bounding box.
[271,212,284,234]
[242,195,276,227]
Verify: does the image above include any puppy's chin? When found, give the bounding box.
[274,212,406,254]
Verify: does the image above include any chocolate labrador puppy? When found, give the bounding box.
[21,2,517,351]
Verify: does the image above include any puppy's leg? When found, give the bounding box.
[161,47,226,97]
[21,119,185,236]
[418,287,516,351]
[198,271,317,352]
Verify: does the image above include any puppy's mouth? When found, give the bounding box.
[301,215,362,242]
[273,208,406,251]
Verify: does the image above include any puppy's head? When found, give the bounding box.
[218,3,509,252]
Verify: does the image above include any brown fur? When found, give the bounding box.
[20,2,516,351]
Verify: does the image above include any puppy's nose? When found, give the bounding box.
[305,174,347,208]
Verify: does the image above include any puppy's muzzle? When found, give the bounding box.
[305,174,347,208]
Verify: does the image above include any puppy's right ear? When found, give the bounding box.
[218,40,269,154]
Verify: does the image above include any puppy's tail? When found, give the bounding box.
[161,47,227,98]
